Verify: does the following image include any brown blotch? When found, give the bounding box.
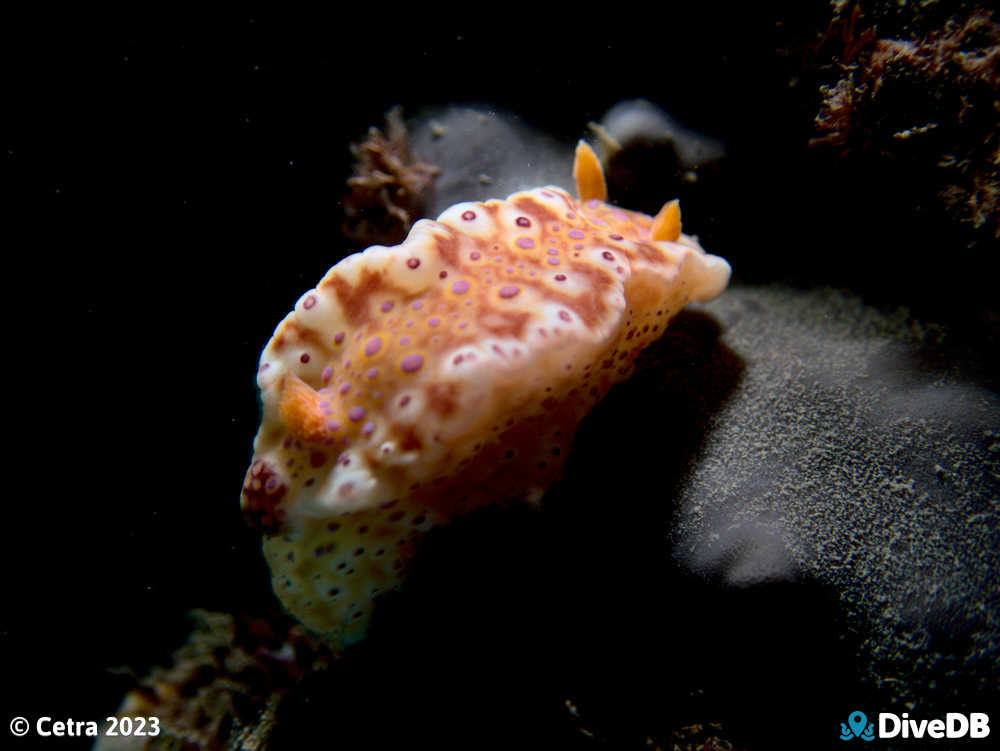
[398,427,423,452]
[512,196,560,226]
[635,241,667,264]
[434,229,461,268]
[477,309,531,339]
[426,382,460,418]
[324,269,386,326]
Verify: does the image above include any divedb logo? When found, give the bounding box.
[839,710,991,741]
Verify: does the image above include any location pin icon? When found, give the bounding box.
[848,711,868,738]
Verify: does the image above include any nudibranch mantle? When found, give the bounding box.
[242,142,730,646]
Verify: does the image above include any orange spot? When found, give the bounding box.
[279,374,333,442]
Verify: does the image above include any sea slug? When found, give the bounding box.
[241,141,731,647]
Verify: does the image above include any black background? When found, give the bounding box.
[4,7,989,750]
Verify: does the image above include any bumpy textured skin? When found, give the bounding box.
[242,182,730,646]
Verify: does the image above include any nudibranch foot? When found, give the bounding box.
[242,138,730,647]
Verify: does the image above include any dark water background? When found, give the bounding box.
[5,8,994,750]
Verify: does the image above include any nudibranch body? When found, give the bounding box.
[242,142,730,646]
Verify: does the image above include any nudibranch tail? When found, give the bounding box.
[242,137,731,648]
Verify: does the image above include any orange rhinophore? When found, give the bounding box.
[241,140,731,648]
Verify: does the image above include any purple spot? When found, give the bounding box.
[559,310,572,322]
[602,251,615,261]
[303,295,316,309]
[609,233,623,241]
[364,337,382,357]
[326,420,341,432]
[516,216,531,227]
[587,199,601,208]
[400,353,424,373]
[399,336,410,346]
[566,212,576,219]
[428,317,440,328]
[568,229,585,239]
[574,243,584,250]
[366,367,379,380]
[362,421,376,436]
[334,332,345,345]
[498,285,520,299]
[470,251,481,260]
[319,400,330,409]
[339,382,351,395]
[348,406,366,422]
[406,258,420,269]
[547,248,559,255]
[399,395,411,407]
[453,354,464,365]
[458,321,468,328]
[451,279,471,294]
[555,274,566,281]
[547,258,560,266]
[551,224,560,231]
[321,366,333,383]
[462,210,476,220]
[516,237,535,249]
[380,301,394,313]
[411,300,424,311]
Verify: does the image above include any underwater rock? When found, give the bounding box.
[592,98,725,171]
[671,285,999,715]
[409,105,572,217]
[94,611,332,751]
[582,99,728,219]
[779,3,1000,247]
